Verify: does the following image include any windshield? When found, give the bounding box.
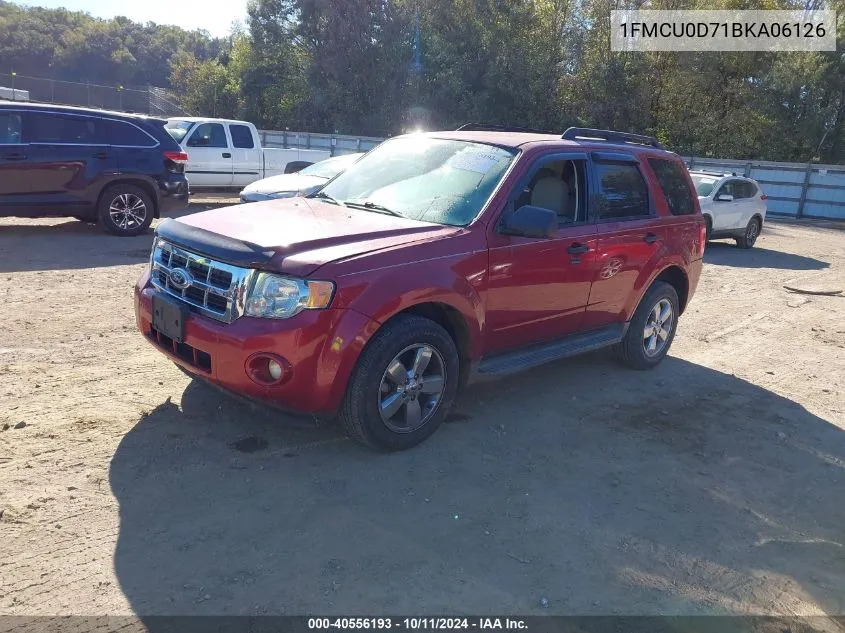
[165,120,195,142]
[300,154,361,179]
[317,137,517,226]
[690,174,718,197]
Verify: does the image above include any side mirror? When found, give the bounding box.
[500,204,557,239]
[715,193,734,202]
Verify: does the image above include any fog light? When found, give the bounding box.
[267,359,283,381]
[245,353,291,386]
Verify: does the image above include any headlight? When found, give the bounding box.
[245,273,335,319]
[267,190,298,199]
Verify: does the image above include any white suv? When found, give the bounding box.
[689,171,768,249]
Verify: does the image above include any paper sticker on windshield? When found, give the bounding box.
[448,149,501,174]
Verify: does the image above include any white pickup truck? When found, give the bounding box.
[165,117,331,189]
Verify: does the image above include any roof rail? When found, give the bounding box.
[689,168,737,177]
[456,123,553,134]
[562,127,665,150]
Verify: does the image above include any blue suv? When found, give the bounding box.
[0,102,189,236]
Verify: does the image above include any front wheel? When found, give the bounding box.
[613,281,679,370]
[98,184,154,236]
[735,217,761,249]
[340,315,459,451]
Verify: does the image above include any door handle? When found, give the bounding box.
[93,152,109,159]
[567,243,590,255]
[643,233,659,244]
[3,153,27,161]
[222,152,232,158]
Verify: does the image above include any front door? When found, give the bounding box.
[485,154,598,353]
[0,110,34,215]
[184,122,233,187]
[711,179,744,230]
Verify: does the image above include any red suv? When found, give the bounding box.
[135,127,705,450]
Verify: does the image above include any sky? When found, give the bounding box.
[15,0,249,36]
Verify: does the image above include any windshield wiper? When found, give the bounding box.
[345,200,404,218]
[311,191,345,206]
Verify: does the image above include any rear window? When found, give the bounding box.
[103,119,157,147]
[595,161,650,220]
[230,124,254,149]
[648,158,696,216]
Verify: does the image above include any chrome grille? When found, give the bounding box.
[150,240,254,323]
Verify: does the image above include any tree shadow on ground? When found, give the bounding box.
[109,353,845,621]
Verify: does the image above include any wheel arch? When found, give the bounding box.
[652,265,690,314]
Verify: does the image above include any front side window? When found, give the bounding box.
[595,161,650,220]
[515,159,588,224]
[318,137,517,226]
[0,112,22,144]
[230,124,255,149]
[187,123,227,148]
[27,113,100,144]
[715,180,737,199]
[649,158,695,216]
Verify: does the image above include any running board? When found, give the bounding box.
[473,323,627,379]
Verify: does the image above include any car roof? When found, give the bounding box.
[414,130,676,156]
[168,117,254,126]
[689,170,758,183]
[0,100,162,121]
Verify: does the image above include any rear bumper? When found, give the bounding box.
[157,176,189,215]
[134,271,380,413]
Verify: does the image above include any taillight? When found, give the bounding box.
[760,194,768,201]
[698,221,707,258]
[164,151,189,164]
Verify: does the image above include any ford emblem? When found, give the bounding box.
[168,267,193,291]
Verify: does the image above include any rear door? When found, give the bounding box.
[184,122,233,187]
[23,110,117,214]
[583,153,665,331]
[0,109,34,215]
[228,123,262,187]
[485,152,598,352]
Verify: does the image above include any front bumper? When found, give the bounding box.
[134,272,380,413]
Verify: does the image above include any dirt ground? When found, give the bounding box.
[1,200,844,619]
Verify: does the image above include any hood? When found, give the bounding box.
[171,197,461,277]
[241,173,328,195]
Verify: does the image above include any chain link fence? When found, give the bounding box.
[0,73,188,117]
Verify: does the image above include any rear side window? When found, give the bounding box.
[104,119,157,147]
[187,123,228,148]
[736,180,757,198]
[26,113,105,144]
[230,124,254,149]
[595,162,650,220]
[648,158,695,216]
[0,112,22,144]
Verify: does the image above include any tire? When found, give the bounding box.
[735,216,761,249]
[612,281,680,370]
[98,184,154,237]
[340,315,460,451]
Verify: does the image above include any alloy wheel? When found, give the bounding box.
[109,193,147,231]
[378,344,446,433]
[643,298,674,357]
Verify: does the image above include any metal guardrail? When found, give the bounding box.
[258,130,384,156]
